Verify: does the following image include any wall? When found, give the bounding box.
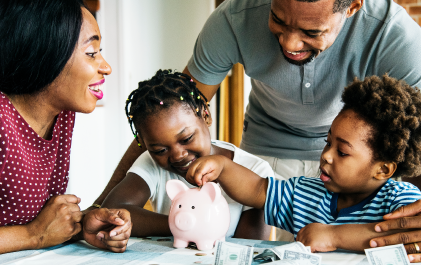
[66,0,214,209]
[395,0,421,25]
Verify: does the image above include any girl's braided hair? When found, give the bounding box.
[125,69,209,146]
[341,75,421,178]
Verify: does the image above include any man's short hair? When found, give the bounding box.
[296,0,354,13]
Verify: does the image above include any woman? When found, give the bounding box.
[0,0,131,254]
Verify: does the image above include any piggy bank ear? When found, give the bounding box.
[166,180,189,200]
[200,182,221,203]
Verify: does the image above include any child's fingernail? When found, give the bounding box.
[115,217,123,222]
[384,213,392,218]
[370,241,377,247]
[110,231,117,237]
[409,255,415,262]
[375,225,382,232]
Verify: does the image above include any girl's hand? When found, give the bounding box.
[83,208,132,253]
[186,155,227,187]
[27,194,83,249]
[296,223,338,252]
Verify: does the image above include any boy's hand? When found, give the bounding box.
[186,155,227,187]
[297,223,337,252]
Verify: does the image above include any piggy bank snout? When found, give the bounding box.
[174,211,196,231]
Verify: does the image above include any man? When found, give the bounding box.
[183,0,421,250]
[97,0,421,260]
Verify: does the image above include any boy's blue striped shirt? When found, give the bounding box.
[264,177,421,238]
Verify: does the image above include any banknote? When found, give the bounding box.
[364,244,410,265]
[271,241,309,259]
[282,250,322,265]
[214,241,254,265]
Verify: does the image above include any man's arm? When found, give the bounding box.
[370,200,421,262]
[182,67,220,102]
[92,139,146,207]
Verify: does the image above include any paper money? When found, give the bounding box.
[214,241,254,265]
[255,242,321,265]
[364,244,410,265]
[271,242,309,259]
[282,250,322,265]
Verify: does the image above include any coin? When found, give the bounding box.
[194,262,202,264]
[195,253,207,256]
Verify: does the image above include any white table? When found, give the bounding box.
[0,237,369,265]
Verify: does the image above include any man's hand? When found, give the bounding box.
[297,223,337,252]
[186,155,226,187]
[27,195,83,249]
[370,200,421,263]
[83,208,132,253]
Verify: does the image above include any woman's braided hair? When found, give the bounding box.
[341,75,421,178]
[125,69,209,146]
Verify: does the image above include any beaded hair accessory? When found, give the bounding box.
[125,69,209,149]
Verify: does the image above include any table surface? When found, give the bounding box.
[0,237,370,265]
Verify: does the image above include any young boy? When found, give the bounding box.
[186,75,421,253]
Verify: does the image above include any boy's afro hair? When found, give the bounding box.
[341,75,421,178]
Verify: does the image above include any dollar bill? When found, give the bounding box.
[364,244,410,265]
[282,250,322,265]
[271,242,309,259]
[214,241,254,265]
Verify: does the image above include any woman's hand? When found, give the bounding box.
[83,208,132,253]
[370,200,421,263]
[186,155,226,186]
[27,194,83,249]
[297,223,337,252]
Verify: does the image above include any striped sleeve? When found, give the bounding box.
[388,182,421,213]
[264,177,295,233]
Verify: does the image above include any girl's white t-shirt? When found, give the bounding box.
[128,139,275,238]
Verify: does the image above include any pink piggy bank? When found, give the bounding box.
[166,180,230,251]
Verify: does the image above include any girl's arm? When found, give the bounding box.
[186,155,268,210]
[296,222,403,252]
[93,139,146,207]
[0,194,82,254]
[234,209,271,240]
[101,173,172,237]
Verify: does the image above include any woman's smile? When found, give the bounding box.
[88,79,105,99]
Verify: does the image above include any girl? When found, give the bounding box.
[186,75,421,257]
[0,0,130,253]
[102,69,274,239]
